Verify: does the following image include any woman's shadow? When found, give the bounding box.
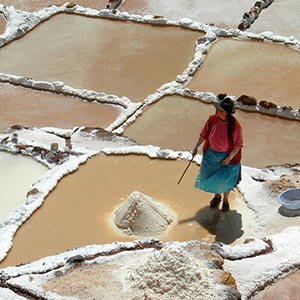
[178,206,244,244]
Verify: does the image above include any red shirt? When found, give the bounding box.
[200,114,243,165]
[200,116,243,152]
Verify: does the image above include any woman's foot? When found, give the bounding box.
[210,195,221,208]
[221,201,230,212]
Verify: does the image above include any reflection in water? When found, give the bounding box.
[179,206,243,244]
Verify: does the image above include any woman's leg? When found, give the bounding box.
[210,193,222,207]
[222,192,230,211]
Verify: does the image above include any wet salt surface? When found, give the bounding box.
[0,13,201,101]
[0,151,48,223]
[188,38,300,108]
[124,95,300,168]
[0,83,121,131]
[0,154,256,267]
[119,0,254,28]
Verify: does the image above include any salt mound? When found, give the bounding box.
[114,191,174,236]
[127,245,215,300]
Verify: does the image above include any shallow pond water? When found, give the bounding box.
[0,15,5,35]
[0,154,255,267]
[0,14,202,101]
[0,0,108,12]
[249,0,300,41]
[0,83,120,131]
[188,39,300,108]
[252,271,300,300]
[123,95,300,168]
[0,151,48,224]
[120,0,254,27]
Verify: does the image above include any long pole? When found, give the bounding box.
[177,154,195,185]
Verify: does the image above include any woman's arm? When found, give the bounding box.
[192,136,204,156]
[221,146,241,166]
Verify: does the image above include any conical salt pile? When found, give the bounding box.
[114,191,174,236]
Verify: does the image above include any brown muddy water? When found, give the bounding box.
[0,83,120,131]
[0,14,202,101]
[188,39,300,108]
[0,154,255,267]
[123,95,300,168]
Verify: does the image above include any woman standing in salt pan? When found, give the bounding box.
[192,94,243,212]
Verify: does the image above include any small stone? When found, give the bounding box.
[66,255,85,264]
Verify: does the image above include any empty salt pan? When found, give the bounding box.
[0,151,48,224]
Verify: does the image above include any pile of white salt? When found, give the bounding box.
[114,191,174,236]
[127,245,215,300]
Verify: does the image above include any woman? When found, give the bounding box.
[192,94,243,212]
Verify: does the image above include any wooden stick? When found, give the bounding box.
[177,154,195,185]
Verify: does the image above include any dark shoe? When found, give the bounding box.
[221,201,230,212]
[210,195,221,208]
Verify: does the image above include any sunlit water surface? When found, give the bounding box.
[124,95,300,168]
[0,154,255,267]
[0,151,48,224]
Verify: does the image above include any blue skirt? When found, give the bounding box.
[194,147,241,194]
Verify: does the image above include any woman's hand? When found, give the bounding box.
[192,147,198,157]
[192,137,204,157]
[221,156,231,166]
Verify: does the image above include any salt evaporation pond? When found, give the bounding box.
[0,0,108,11]
[0,83,120,130]
[188,39,300,107]
[252,271,300,300]
[0,151,48,223]
[249,0,300,40]
[0,154,255,267]
[0,13,202,101]
[0,2,300,299]
[123,95,300,168]
[119,0,254,28]
[0,15,5,35]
